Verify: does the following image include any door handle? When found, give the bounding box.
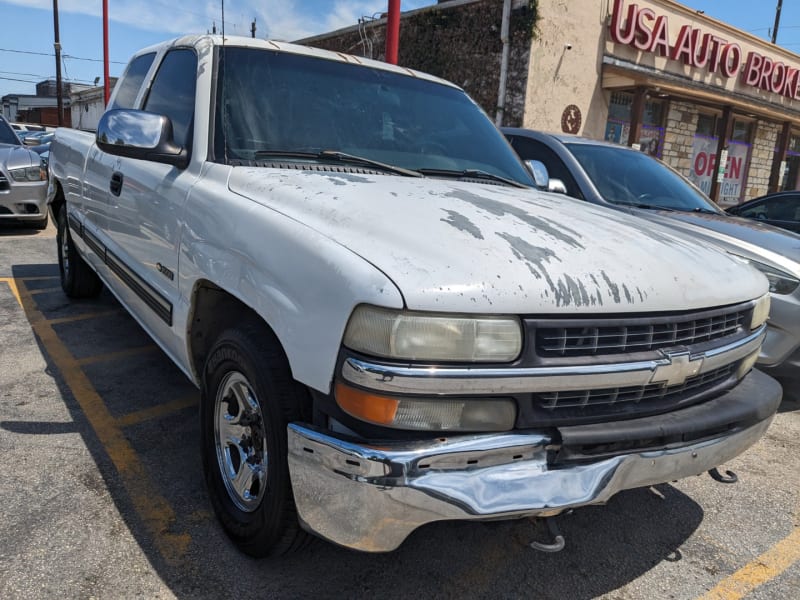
[110,171,124,196]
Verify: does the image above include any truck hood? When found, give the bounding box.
[229,169,767,313]
[637,209,800,279]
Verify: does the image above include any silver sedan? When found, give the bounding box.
[0,116,48,229]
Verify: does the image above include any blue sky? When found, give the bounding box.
[1,1,800,97]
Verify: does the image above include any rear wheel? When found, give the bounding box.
[201,321,310,557]
[57,207,102,298]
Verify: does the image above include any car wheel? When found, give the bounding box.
[201,320,310,557]
[57,207,102,298]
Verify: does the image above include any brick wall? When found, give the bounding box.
[745,121,780,200]
[301,0,538,127]
[660,101,698,175]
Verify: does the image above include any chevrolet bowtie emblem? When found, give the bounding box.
[650,351,704,387]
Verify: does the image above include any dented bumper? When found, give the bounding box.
[287,370,781,552]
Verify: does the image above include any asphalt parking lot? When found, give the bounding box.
[1,222,798,600]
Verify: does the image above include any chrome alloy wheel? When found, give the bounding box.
[214,371,268,512]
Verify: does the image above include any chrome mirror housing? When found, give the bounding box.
[96,109,188,169]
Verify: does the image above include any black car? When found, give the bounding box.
[726,191,800,234]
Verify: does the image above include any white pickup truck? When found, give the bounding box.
[48,35,780,556]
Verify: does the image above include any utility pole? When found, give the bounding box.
[103,0,110,105]
[52,0,64,126]
[251,17,256,38]
[772,0,783,44]
[385,0,400,64]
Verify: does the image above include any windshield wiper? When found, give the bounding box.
[416,168,529,188]
[692,207,719,214]
[624,202,675,211]
[253,149,421,178]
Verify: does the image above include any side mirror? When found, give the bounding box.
[96,109,188,169]
[525,159,550,189]
[548,178,568,195]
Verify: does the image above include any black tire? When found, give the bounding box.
[57,207,103,298]
[201,320,311,557]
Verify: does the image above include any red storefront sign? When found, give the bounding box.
[609,0,800,100]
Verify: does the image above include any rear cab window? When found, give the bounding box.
[111,52,157,110]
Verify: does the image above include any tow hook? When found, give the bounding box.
[529,516,565,553]
[708,467,738,483]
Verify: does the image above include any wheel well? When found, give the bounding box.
[51,180,65,220]
[188,282,284,381]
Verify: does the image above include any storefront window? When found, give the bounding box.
[696,113,719,137]
[688,116,751,205]
[604,91,665,157]
[780,133,800,191]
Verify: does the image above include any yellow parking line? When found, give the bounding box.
[15,279,190,564]
[0,277,22,307]
[699,528,800,599]
[116,394,199,428]
[47,309,122,326]
[76,345,159,367]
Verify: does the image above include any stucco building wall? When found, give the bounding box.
[522,0,609,139]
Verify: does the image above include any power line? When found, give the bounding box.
[0,47,126,64]
[0,76,40,84]
[0,70,52,78]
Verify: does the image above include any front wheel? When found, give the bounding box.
[201,321,310,557]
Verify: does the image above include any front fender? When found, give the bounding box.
[178,172,404,393]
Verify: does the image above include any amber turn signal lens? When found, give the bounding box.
[335,382,399,425]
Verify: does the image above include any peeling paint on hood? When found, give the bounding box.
[229,168,767,314]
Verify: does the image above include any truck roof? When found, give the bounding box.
[131,34,460,91]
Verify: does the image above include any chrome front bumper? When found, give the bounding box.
[287,370,780,552]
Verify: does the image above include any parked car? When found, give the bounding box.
[503,128,800,376]
[726,191,800,233]
[0,115,49,229]
[10,123,46,132]
[23,131,54,146]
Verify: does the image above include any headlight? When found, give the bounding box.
[335,382,516,431]
[750,294,771,330]
[8,165,46,182]
[732,255,799,295]
[343,305,522,362]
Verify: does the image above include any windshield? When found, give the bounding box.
[0,119,21,146]
[214,47,534,185]
[566,143,723,213]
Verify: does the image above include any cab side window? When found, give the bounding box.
[143,49,198,149]
[111,53,156,110]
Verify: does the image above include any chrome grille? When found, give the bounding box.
[534,306,749,358]
[535,364,736,411]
